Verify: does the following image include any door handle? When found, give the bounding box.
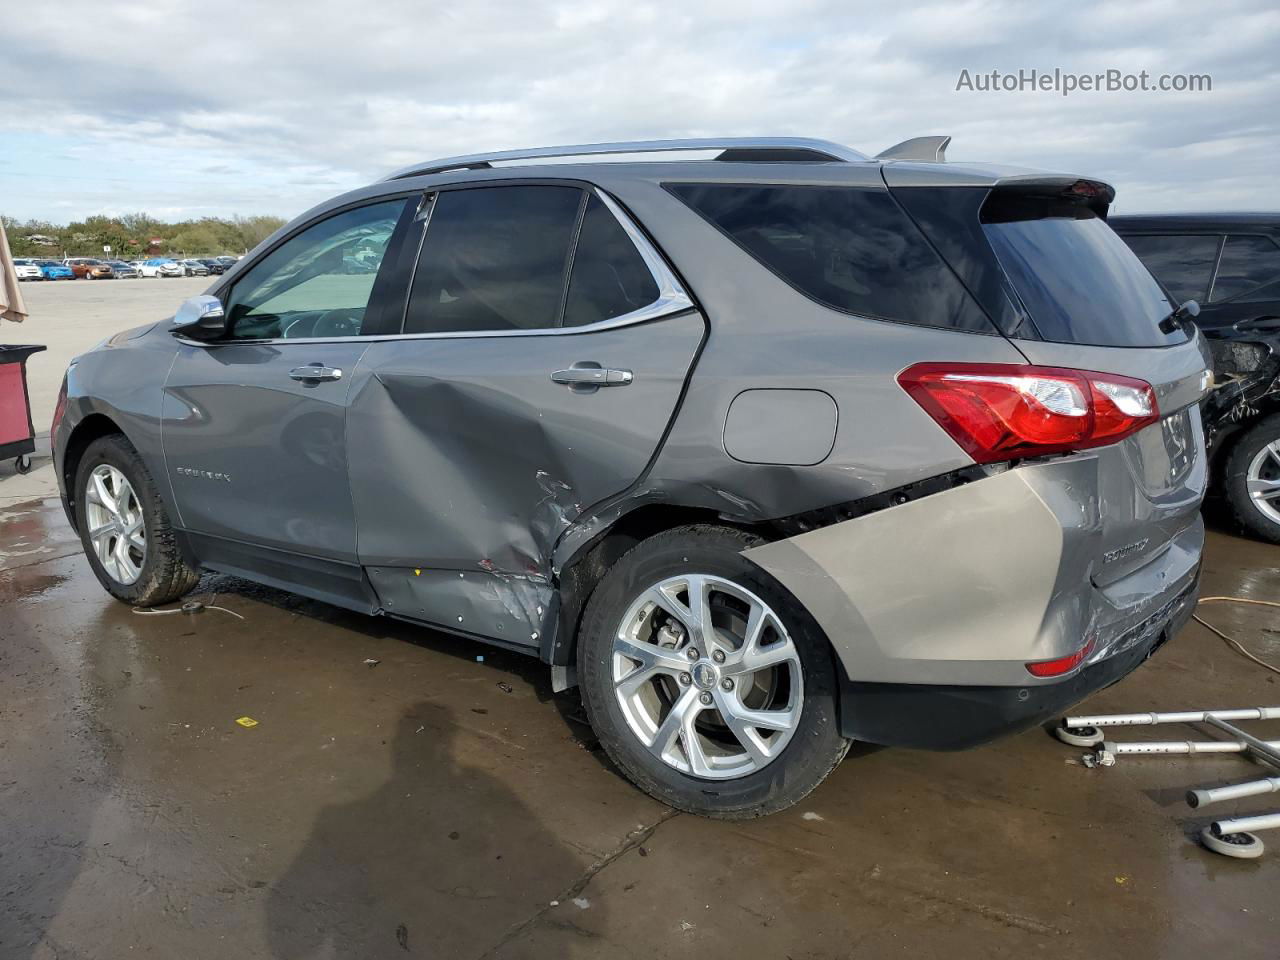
[551,366,633,387]
[289,365,343,382]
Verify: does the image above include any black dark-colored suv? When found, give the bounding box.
[1111,215,1280,543]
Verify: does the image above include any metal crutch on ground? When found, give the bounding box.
[1055,706,1280,859]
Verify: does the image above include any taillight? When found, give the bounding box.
[1026,637,1095,678]
[898,363,1158,464]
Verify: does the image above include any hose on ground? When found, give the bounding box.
[1194,596,1280,677]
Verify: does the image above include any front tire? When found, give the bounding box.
[1223,413,1280,544]
[577,525,850,819]
[74,434,200,606]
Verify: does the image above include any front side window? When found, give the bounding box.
[404,185,583,334]
[1211,235,1280,303]
[1120,234,1220,304]
[224,198,409,340]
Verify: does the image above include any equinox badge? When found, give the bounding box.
[176,467,232,483]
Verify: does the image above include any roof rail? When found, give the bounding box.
[875,136,951,162]
[380,137,869,181]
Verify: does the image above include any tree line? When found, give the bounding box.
[2,213,287,259]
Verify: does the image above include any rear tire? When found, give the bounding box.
[74,434,200,607]
[577,524,850,819]
[1223,413,1280,544]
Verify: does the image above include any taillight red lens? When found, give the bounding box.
[1026,637,1095,678]
[898,363,1158,463]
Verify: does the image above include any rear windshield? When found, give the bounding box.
[982,195,1182,347]
[667,183,994,333]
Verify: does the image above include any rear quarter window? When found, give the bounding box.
[981,196,1181,347]
[666,183,994,333]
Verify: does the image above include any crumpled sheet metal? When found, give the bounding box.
[367,565,556,650]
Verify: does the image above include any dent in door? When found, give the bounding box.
[346,314,706,645]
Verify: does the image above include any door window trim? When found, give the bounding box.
[191,183,694,346]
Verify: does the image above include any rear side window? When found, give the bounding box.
[404,186,582,334]
[1211,235,1280,303]
[667,183,993,332]
[981,196,1180,347]
[563,195,660,327]
[1119,234,1219,304]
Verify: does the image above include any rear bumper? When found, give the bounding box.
[745,456,1205,687]
[837,570,1199,749]
[742,443,1206,747]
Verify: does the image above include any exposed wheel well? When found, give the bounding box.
[61,414,126,530]
[551,505,765,671]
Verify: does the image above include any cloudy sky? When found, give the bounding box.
[3,0,1277,224]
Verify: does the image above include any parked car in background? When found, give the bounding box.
[65,258,115,280]
[107,261,140,279]
[136,258,185,278]
[11,259,44,281]
[215,256,238,269]
[36,260,75,280]
[196,258,225,275]
[53,136,1211,818]
[1113,214,1280,543]
[180,259,209,277]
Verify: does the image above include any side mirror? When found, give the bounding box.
[171,295,227,339]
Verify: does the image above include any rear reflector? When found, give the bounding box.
[1026,637,1096,678]
[898,363,1158,463]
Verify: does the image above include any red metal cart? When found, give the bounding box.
[0,344,47,474]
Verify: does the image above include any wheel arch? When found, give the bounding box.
[60,412,134,533]
[546,505,769,674]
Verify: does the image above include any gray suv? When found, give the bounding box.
[53,137,1211,817]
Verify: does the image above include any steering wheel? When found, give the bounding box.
[281,308,364,339]
[311,308,363,338]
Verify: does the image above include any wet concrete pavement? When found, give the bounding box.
[2,494,1278,959]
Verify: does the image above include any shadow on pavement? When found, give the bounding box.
[264,701,598,959]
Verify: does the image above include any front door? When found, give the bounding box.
[346,183,704,643]
[162,197,416,601]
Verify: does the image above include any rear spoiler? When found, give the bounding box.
[875,136,951,162]
[984,176,1115,217]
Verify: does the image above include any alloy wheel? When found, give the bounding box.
[85,464,146,585]
[611,573,803,780]
[1246,439,1280,526]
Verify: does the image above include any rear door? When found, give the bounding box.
[975,192,1211,583]
[162,196,416,605]
[347,182,704,645]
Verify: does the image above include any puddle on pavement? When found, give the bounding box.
[0,496,81,571]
